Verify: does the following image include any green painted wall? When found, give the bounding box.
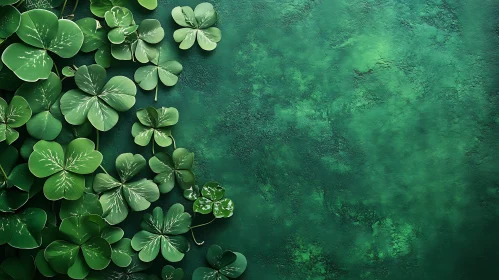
[76,0,499,279]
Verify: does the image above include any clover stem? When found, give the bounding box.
[170,136,177,150]
[191,229,205,246]
[152,142,155,155]
[189,217,216,229]
[60,0,68,18]
[96,130,100,151]
[15,0,25,7]
[53,63,60,77]
[154,85,158,102]
[71,0,80,14]
[0,165,7,181]
[99,165,109,175]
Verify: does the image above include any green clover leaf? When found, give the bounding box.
[15,72,63,140]
[1,9,84,82]
[193,182,234,218]
[90,0,128,18]
[87,255,156,280]
[44,215,111,278]
[105,6,137,45]
[0,96,32,144]
[172,3,222,51]
[100,226,135,268]
[28,138,103,201]
[134,44,182,101]
[0,207,47,249]
[161,265,184,280]
[93,153,160,225]
[132,107,179,150]
[59,193,103,220]
[193,245,247,280]
[76,17,107,53]
[131,204,191,263]
[138,0,157,10]
[111,19,165,64]
[0,5,21,40]
[60,64,137,131]
[149,148,195,193]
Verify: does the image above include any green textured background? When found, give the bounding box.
[74,0,499,279]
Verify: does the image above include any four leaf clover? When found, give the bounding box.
[149,148,196,193]
[193,244,248,280]
[93,153,160,225]
[132,107,179,148]
[105,6,137,45]
[60,64,137,131]
[15,72,63,140]
[172,3,222,51]
[1,9,84,81]
[0,96,32,144]
[131,204,191,263]
[28,138,103,201]
[194,182,234,218]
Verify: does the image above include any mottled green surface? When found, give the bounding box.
[77,0,499,279]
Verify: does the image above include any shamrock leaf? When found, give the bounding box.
[87,255,157,280]
[131,204,191,263]
[0,207,47,249]
[44,215,111,278]
[90,0,128,18]
[100,226,135,268]
[1,9,84,82]
[162,265,184,280]
[28,138,103,201]
[193,182,234,218]
[149,148,195,193]
[111,19,164,64]
[193,245,247,280]
[95,45,112,68]
[59,193,103,219]
[0,144,33,213]
[105,6,137,45]
[134,44,182,101]
[93,153,159,225]
[15,72,63,140]
[0,255,36,280]
[0,96,32,144]
[60,64,137,131]
[0,5,21,40]
[132,107,179,149]
[76,18,107,53]
[172,3,222,51]
[138,0,157,10]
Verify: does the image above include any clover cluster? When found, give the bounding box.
[0,0,245,279]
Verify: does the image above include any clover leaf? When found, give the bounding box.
[138,0,157,10]
[0,144,34,212]
[0,255,36,280]
[132,107,179,150]
[44,215,111,278]
[28,138,103,201]
[90,0,128,18]
[131,204,191,263]
[134,44,182,101]
[172,3,222,51]
[193,245,247,280]
[87,255,157,280]
[15,72,63,140]
[93,153,160,225]
[76,18,107,53]
[0,96,32,145]
[0,5,21,41]
[59,193,103,219]
[0,207,47,249]
[111,19,164,64]
[100,226,135,268]
[162,265,184,280]
[60,64,137,131]
[105,6,137,45]
[1,9,84,82]
[193,182,234,218]
[149,148,195,193]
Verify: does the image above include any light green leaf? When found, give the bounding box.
[8,207,46,249]
[26,111,62,140]
[48,19,84,58]
[134,66,158,91]
[95,45,111,68]
[138,0,157,10]
[99,187,129,225]
[6,95,31,128]
[131,230,161,262]
[29,140,64,178]
[90,0,128,17]
[105,6,133,28]
[75,64,107,95]
[171,6,196,28]
[116,153,146,182]
[123,179,159,211]
[111,238,134,267]
[219,252,247,278]
[193,197,213,215]
[60,90,97,126]
[101,226,124,244]
[15,72,61,113]
[197,27,222,51]
[99,76,137,111]
[17,9,58,48]
[163,203,191,235]
[160,235,189,263]
[173,28,197,50]
[93,173,121,193]
[65,138,103,174]
[137,19,164,44]
[213,198,234,218]
[44,240,80,274]
[60,193,103,219]
[1,43,53,82]
[44,170,85,200]
[132,123,154,146]
[173,148,194,169]
[194,2,218,29]
[76,18,107,53]
[81,237,112,270]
